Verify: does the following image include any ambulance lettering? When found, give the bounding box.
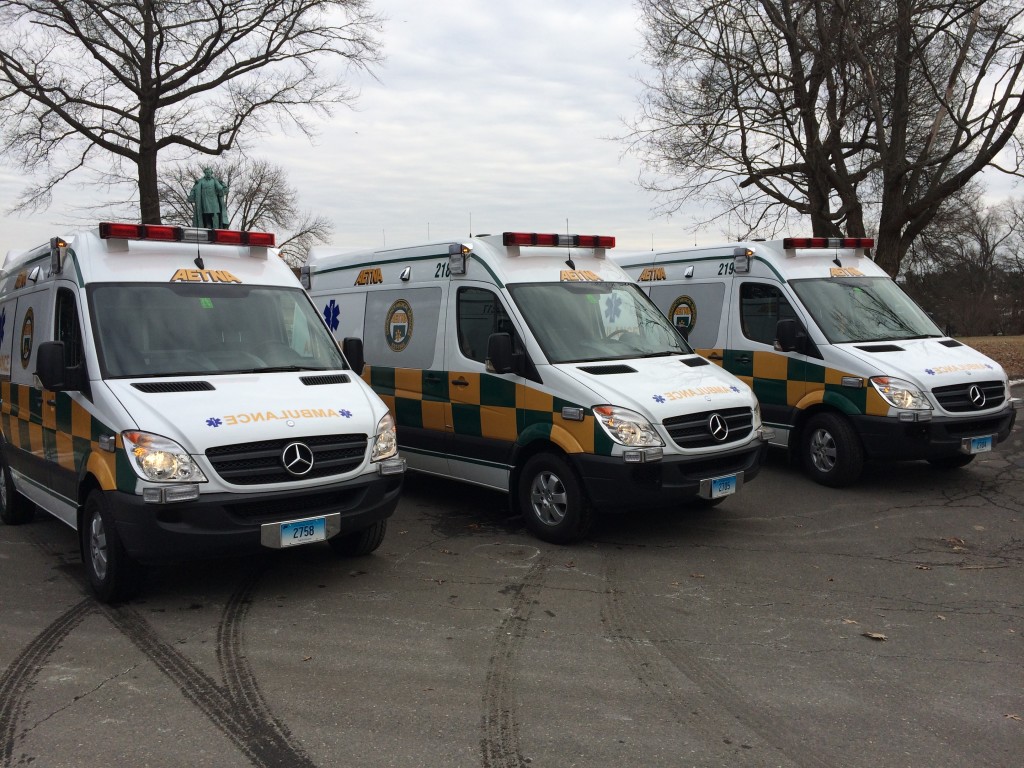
[923,362,993,376]
[560,270,602,282]
[207,407,353,427]
[829,267,865,277]
[170,269,243,283]
[638,267,666,281]
[653,384,739,402]
[355,268,383,286]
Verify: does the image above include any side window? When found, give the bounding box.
[739,282,797,346]
[456,287,517,364]
[55,288,84,368]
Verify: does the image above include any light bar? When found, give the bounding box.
[783,237,874,249]
[502,232,615,249]
[98,222,276,247]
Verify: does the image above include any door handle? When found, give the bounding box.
[706,352,723,361]
[736,355,751,364]
[451,377,469,387]
[47,398,56,406]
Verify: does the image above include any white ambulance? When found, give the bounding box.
[302,231,772,544]
[616,237,1021,486]
[0,222,405,602]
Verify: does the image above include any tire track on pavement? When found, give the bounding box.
[480,554,548,768]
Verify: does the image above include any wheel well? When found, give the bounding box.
[509,440,574,513]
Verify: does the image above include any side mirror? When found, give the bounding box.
[36,341,71,391]
[342,337,364,376]
[775,319,801,353]
[486,332,513,374]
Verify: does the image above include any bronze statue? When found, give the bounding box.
[190,167,228,229]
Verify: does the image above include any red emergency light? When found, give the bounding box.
[98,222,276,247]
[502,232,615,248]
[783,237,874,249]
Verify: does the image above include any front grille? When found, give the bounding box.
[662,407,753,449]
[205,433,368,485]
[931,380,1005,413]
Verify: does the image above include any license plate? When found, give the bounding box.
[699,473,739,500]
[280,517,327,547]
[964,435,993,455]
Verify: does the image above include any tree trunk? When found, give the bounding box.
[138,103,161,224]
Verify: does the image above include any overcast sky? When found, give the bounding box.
[0,0,1020,255]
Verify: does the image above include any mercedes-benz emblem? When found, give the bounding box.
[281,441,315,476]
[968,384,986,408]
[707,413,729,441]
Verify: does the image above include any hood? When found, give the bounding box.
[557,355,755,415]
[104,372,383,454]
[836,338,1006,388]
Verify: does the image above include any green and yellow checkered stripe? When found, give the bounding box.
[362,365,615,456]
[697,348,889,417]
[1,381,133,493]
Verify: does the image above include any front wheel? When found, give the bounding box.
[928,454,976,470]
[0,454,34,525]
[801,413,864,488]
[328,519,388,556]
[517,453,592,544]
[82,492,143,603]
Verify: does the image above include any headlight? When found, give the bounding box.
[870,377,931,410]
[122,431,208,482]
[371,412,398,461]
[593,405,664,447]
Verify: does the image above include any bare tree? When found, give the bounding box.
[902,185,1018,334]
[0,0,382,224]
[159,158,332,267]
[628,0,1024,276]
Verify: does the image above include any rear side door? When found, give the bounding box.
[361,286,450,476]
[1,278,55,504]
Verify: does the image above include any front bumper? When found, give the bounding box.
[853,406,1016,461]
[105,471,404,563]
[568,442,767,512]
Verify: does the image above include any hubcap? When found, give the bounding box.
[529,470,567,526]
[809,428,838,473]
[89,512,109,581]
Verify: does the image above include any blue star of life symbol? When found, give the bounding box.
[653,394,666,403]
[323,299,340,331]
[730,386,740,392]
[924,368,935,375]
[206,417,222,427]
[604,294,622,323]
[340,408,353,418]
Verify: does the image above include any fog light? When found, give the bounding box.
[378,457,406,476]
[142,485,200,504]
[624,447,663,463]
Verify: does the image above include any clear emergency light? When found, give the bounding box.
[98,222,276,247]
[782,237,874,250]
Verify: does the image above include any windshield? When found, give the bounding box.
[789,277,942,344]
[508,281,692,363]
[89,283,347,377]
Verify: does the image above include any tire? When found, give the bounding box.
[928,454,976,470]
[801,412,864,488]
[0,453,34,525]
[517,453,593,544]
[328,519,388,557]
[81,492,143,603]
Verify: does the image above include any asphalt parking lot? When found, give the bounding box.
[2,393,1022,768]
